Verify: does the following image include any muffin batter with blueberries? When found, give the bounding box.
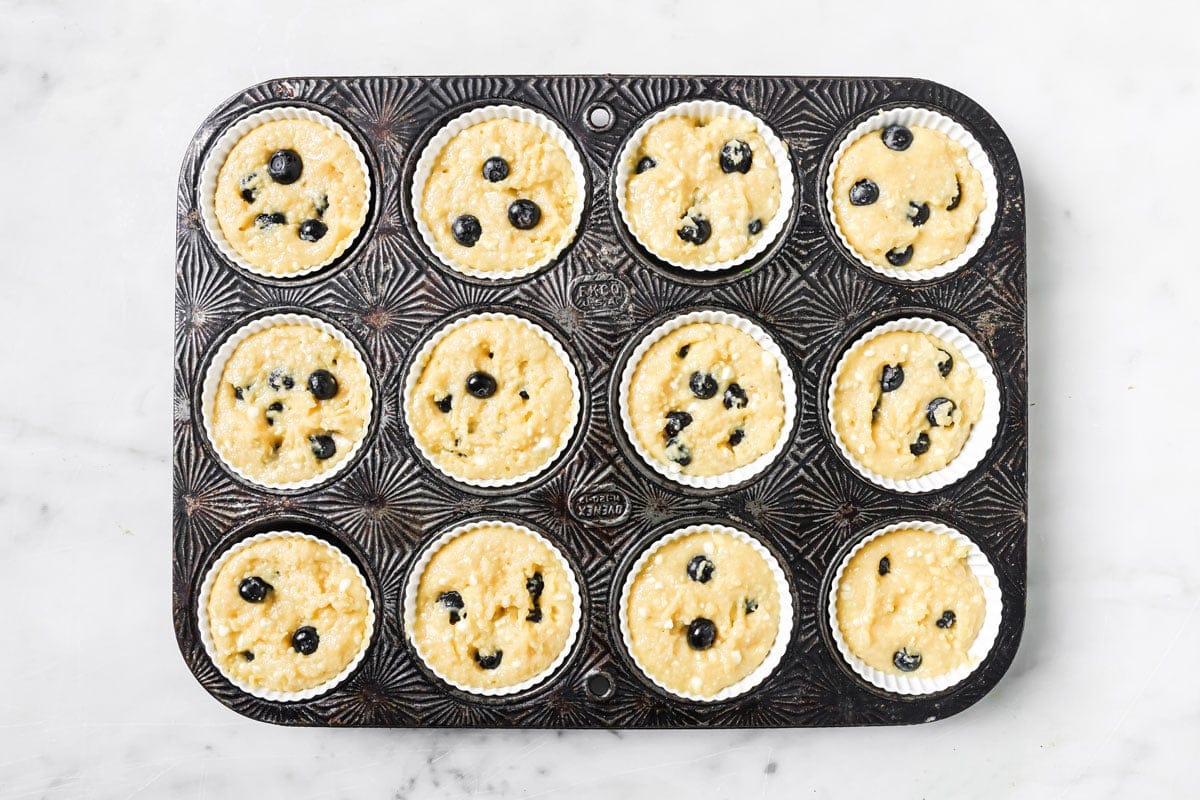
[210,324,371,485]
[407,316,577,482]
[625,115,780,266]
[214,119,368,275]
[420,118,579,273]
[411,524,575,690]
[833,330,983,480]
[836,528,985,677]
[832,123,985,271]
[206,536,371,694]
[628,322,784,477]
[626,529,781,697]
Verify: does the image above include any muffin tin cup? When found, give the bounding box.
[827,520,1003,696]
[401,311,582,490]
[615,99,795,272]
[402,519,583,697]
[617,523,794,703]
[200,312,375,492]
[826,316,1000,494]
[618,309,797,490]
[196,530,378,703]
[410,104,588,281]
[824,105,999,281]
[198,105,372,280]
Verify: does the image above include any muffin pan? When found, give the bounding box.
[174,75,1026,728]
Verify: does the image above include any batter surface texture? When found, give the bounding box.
[411,524,575,690]
[836,528,985,677]
[626,529,781,697]
[833,330,983,480]
[214,119,368,275]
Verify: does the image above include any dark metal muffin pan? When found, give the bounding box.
[173,75,1026,728]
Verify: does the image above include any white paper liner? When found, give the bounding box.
[824,106,998,281]
[198,106,372,279]
[826,317,1000,494]
[196,530,377,702]
[201,312,375,491]
[401,312,582,489]
[410,104,587,280]
[614,99,795,272]
[827,520,1003,696]
[617,310,797,490]
[617,523,793,702]
[402,519,582,696]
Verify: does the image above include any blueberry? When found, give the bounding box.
[687,555,714,583]
[525,571,544,623]
[666,438,692,467]
[677,215,711,245]
[676,345,690,359]
[635,156,656,174]
[909,432,931,456]
[306,370,338,400]
[256,212,287,228]
[474,649,503,670]
[937,610,957,629]
[663,410,693,439]
[937,350,954,377]
[744,598,758,614]
[907,201,930,227]
[310,433,336,460]
[878,556,890,576]
[241,650,255,661]
[238,576,273,603]
[886,245,914,266]
[719,139,753,174]
[689,371,718,399]
[298,219,328,242]
[438,590,465,625]
[880,364,904,392]
[881,125,913,151]
[234,386,245,401]
[267,149,303,184]
[465,371,497,398]
[519,390,529,400]
[435,394,453,413]
[265,401,283,425]
[292,626,320,655]
[507,199,541,230]
[451,214,482,247]
[239,173,257,203]
[926,397,956,427]
[240,187,256,203]
[947,179,962,211]
[723,383,748,409]
[481,156,509,182]
[748,218,762,235]
[314,193,329,217]
[849,179,879,206]
[687,618,717,650]
[893,648,922,672]
[728,428,745,447]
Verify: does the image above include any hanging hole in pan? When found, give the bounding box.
[585,669,615,700]
[586,103,614,131]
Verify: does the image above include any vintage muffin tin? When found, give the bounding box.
[174,75,1026,728]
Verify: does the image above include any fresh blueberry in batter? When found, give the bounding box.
[687,555,715,584]
[728,428,745,447]
[664,410,693,439]
[265,402,284,425]
[636,156,656,174]
[525,571,544,623]
[519,390,529,400]
[435,394,453,413]
[314,193,329,217]
[937,610,957,629]
[507,199,542,230]
[723,383,748,409]
[909,432,931,456]
[687,618,717,650]
[881,125,913,151]
[451,214,482,247]
[240,187,256,203]
[937,349,954,377]
[310,434,337,460]
[849,178,879,206]
[234,386,245,401]
[676,344,690,359]
[719,139,753,174]
[907,201,930,227]
[291,626,320,655]
[238,576,273,603]
[666,438,692,467]
[298,219,328,242]
[437,590,465,625]
[748,218,763,235]
[474,649,503,670]
[466,371,497,399]
[481,156,509,183]
[307,369,338,400]
[947,179,963,211]
[926,397,956,427]
[239,173,257,203]
[886,245,914,266]
[268,149,303,184]
[878,556,890,576]
[744,598,758,615]
[241,650,255,661]
[689,371,718,399]
[893,648,922,672]
[256,212,287,229]
[677,215,711,246]
[267,369,294,391]
[880,364,904,393]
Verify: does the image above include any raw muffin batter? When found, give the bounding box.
[628,322,784,477]
[420,118,579,273]
[832,123,985,271]
[626,529,781,697]
[206,536,371,693]
[410,524,575,690]
[625,115,780,266]
[836,528,985,677]
[407,316,577,482]
[214,119,368,275]
[210,323,371,485]
[833,330,983,480]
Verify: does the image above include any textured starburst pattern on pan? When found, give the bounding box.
[319,454,425,553]
[322,647,422,727]
[336,77,425,167]
[323,257,427,369]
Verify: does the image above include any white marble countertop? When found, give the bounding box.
[2,0,1198,797]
